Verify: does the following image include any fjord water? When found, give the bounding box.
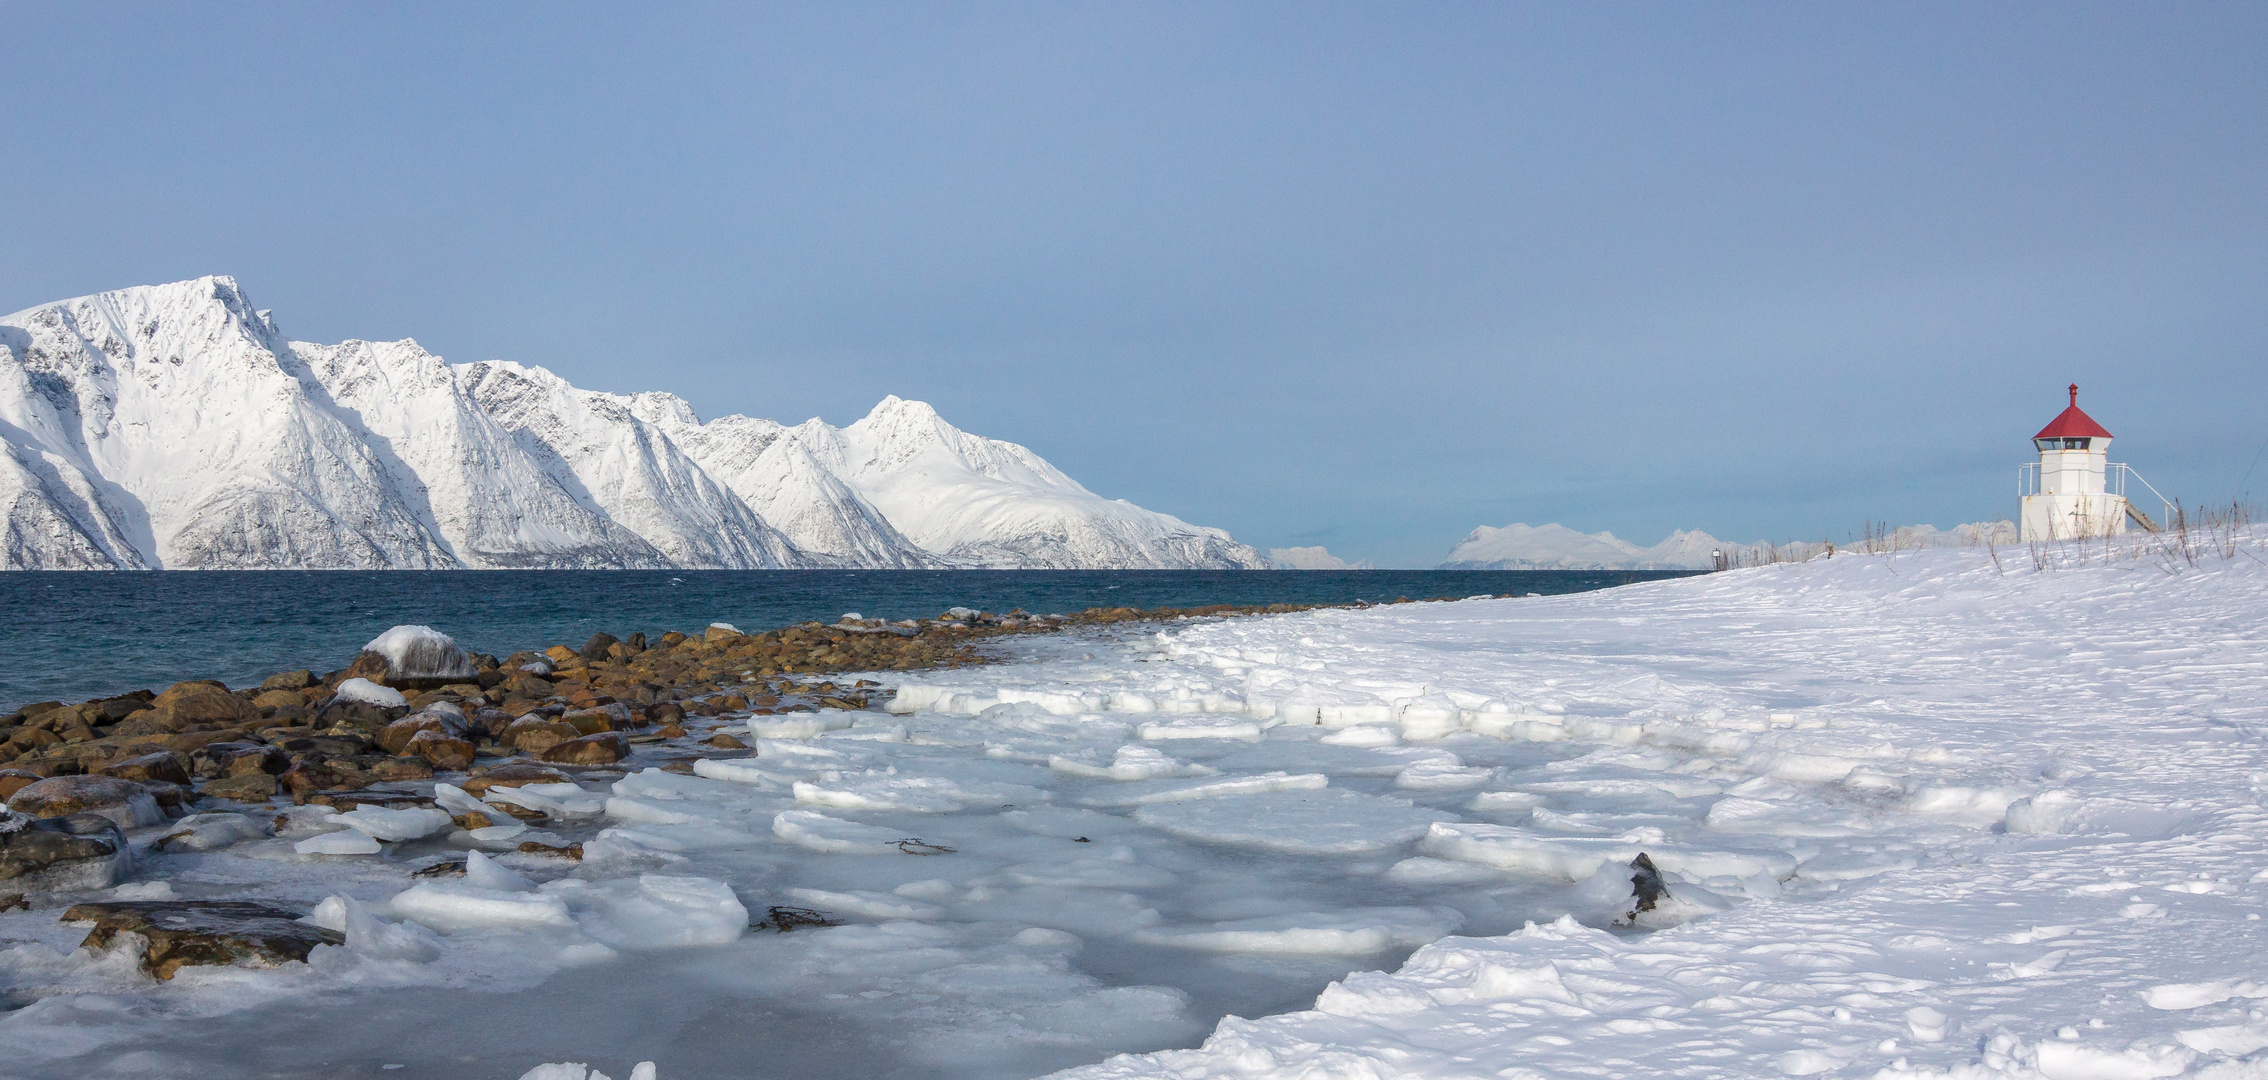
[0,570,1693,706]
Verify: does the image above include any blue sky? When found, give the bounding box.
[4,3,2263,566]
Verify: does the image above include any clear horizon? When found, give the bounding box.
[4,3,2263,567]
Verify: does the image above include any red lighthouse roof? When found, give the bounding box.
[2034,383,2113,440]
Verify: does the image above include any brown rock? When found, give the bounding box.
[375,715,444,755]
[279,759,369,798]
[159,691,256,726]
[579,633,620,662]
[369,757,436,782]
[2,812,127,890]
[460,763,569,796]
[516,840,583,860]
[251,689,305,710]
[406,730,475,771]
[450,811,494,829]
[502,717,578,755]
[7,775,164,828]
[110,713,177,737]
[63,900,343,980]
[645,702,686,725]
[543,645,579,665]
[199,773,280,802]
[703,733,748,750]
[12,756,80,778]
[97,751,191,786]
[261,670,316,691]
[0,770,39,800]
[152,681,228,707]
[561,710,614,735]
[540,732,628,765]
[704,624,743,644]
[655,723,687,738]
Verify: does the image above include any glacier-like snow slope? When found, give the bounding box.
[5,535,2266,1080]
[1442,520,2019,570]
[0,277,1264,570]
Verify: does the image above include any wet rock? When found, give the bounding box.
[7,775,164,829]
[199,773,281,802]
[703,733,748,750]
[561,709,615,735]
[63,900,343,980]
[312,698,398,733]
[406,730,475,771]
[0,894,27,913]
[251,689,306,710]
[261,670,315,692]
[279,759,371,799]
[460,763,569,796]
[541,732,628,765]
[0,811,129,890]
[97,751,191,787]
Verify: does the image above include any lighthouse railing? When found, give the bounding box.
[2017,462,2039,497]
[2108,463,2173,523]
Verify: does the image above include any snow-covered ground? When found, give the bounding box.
[4,535,2265,1080]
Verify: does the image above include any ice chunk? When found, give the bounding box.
[1080,772,1327,808]
[295,830,382,855]
[555,874,747,949]
[516,1064,657,1080]
[334,677,407,708]
[749,714,854,739]
[389,880,576,931]
[326,805,453,842]
[1319,725,1400,747]
[772,809,911,854]
[1137,718,1266,741]
[793,772,1044,813]
[1133,907,1462,955]
[1134,788,1442,854]
[155,812,271,852]
[1049,745,1217,781]
[782,887,944,921]
[1419,821,1797,881]
[1393,759,1496,791]
[690,758,793,786]
[465,850,534,892]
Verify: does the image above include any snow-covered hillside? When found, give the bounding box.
[1441,520,2018,570]
[0,277,1264,570]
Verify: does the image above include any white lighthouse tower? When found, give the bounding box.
[2018,384,2154,542]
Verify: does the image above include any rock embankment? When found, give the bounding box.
[0,601,1327,816]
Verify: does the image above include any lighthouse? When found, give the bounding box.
[2018,384,2161,542]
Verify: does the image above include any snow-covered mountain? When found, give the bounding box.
[1439,520,2019,570]
[0,276,1266,570]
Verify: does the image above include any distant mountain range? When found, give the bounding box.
[1438,521,2016,570]
[0,276,1267,570]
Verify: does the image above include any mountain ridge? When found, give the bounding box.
[0,276,1266,571]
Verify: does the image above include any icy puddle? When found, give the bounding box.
[0,617,2067,1079]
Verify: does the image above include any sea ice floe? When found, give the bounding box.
[326,805,453,842]
[1048,745,1216,781]
[771,809,915,854]
[783,887,945,921]
[387,880,576,931]
[1419,821,1797,881]
[294,830,383,856]
[1132,907,1464,956]
[1133,788,1443,854]
[1079,771,1327,808]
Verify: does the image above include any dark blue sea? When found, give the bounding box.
[0,569,1699,708]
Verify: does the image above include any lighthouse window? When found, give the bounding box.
[2063,437,2091,450]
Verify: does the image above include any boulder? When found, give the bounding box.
[7,775,164,829]
[191,743,290,778]
[344,625,479,690]
[279,759,370,798]
[0,811,129,890]
[157,690,257,727]
[97,752,192,786]
[579,633,620,662]
[251,689,306,710]
[540,732,629,766]
[405,730,475,771]
[561,709,615,735]
[63,900,343,980]
[370,757,436,782]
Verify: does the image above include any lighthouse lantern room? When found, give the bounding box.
[2018,384,2161,542]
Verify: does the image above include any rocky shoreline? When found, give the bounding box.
[0,598,1393,975]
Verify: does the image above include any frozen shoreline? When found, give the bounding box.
[4,537,2266,1079]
